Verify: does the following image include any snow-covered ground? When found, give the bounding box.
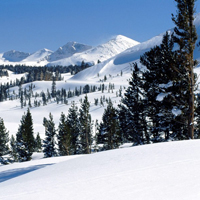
[0,71,128,137]
[1,140,200,199]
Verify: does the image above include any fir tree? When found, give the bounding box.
[51,76,56,98]
[66,102,80,154]
[0,118,9,164]
[43,113,57,158]
[35,133,42,152]
[140,31,187,141]
[172,0,197,139]
[10,135,17,162]
[15,108,35,162]
[79,95,92,154]
[97,99,121,150]
[118,63,146,145]
[57,112,71,156]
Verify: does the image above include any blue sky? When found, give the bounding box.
[0,0,200,53]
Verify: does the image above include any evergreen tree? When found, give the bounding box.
[35,133,42,152]
[172,0,197,139]
[66,102,80,154]
[43,113,57,157]
[0,118,9,164]
[118,63,146,145]
[51,76,56,98]
[140,31,190,141]
[97,99,121,150]
[79,95,92,154]
[15,108,35,161]
[10,135,17,162]
[57,112,71,156]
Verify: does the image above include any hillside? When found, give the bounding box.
[1,140,200,199]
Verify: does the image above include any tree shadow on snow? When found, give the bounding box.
[0,164,53,183]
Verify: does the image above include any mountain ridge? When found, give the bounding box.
[0,35,139,67]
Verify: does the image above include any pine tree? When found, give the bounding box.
[0,118,9,164]
[35,133,42,152]
[15,108,35,161]
[172,0,197,139]
[57,112,71,156]
[10,135,17,162]
[51,76,56,98]
[97,99,121,150]
[43,113,57,158]
[140,31,189,141]
[66,102,80,154]
[79,95,92,154]
[118,63,146,145]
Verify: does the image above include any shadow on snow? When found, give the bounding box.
[0,164,53,183]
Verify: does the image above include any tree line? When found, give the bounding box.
[0,61,91,102]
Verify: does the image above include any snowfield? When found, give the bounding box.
[1,140,200,199]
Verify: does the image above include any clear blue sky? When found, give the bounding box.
[1,0,200,53]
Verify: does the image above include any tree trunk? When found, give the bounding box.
[188,61,194,139]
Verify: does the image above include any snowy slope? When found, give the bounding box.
[69,33,166,81]
[21,48,53,65]
[2,50,30,62]
[47,42,92,62]
[47,35,140,66]
[71,13,200,82]
[1,140,200,199]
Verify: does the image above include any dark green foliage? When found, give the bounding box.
[51,76,56,98]
[118,63,147,145]
[10,135,17,162]
[43,113,57,158]
[57,103,80,156]
[57,113,71,156]
[15,108,35,162]
[79,95,93,154]
[66,102,80,154]
[0,118,9,164]
[172,0,197,139]
[35,133,42,152]
[97,99,121,150]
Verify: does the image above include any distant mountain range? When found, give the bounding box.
[0,35,140,67]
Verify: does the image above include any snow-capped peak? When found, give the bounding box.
[47,42,92,62]
[48,35,140,66]
[111,34,140,45]
[21,48,53,63]
[2,50,30,62]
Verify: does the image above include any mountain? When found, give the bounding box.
[21,48,53,65]
[0,35,139,66]
[72,13,200,82]
[48,35,140,66]
[2,50,30,62]
[47,42,92,62]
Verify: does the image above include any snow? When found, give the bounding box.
[2,50,30,62]
[47,35,140,66]
[156,92,171,101]
[0,35,139,67]
[47,42,92,62]
[1,140,200,199]
[1,13,200,200]
[21,48,53,66]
